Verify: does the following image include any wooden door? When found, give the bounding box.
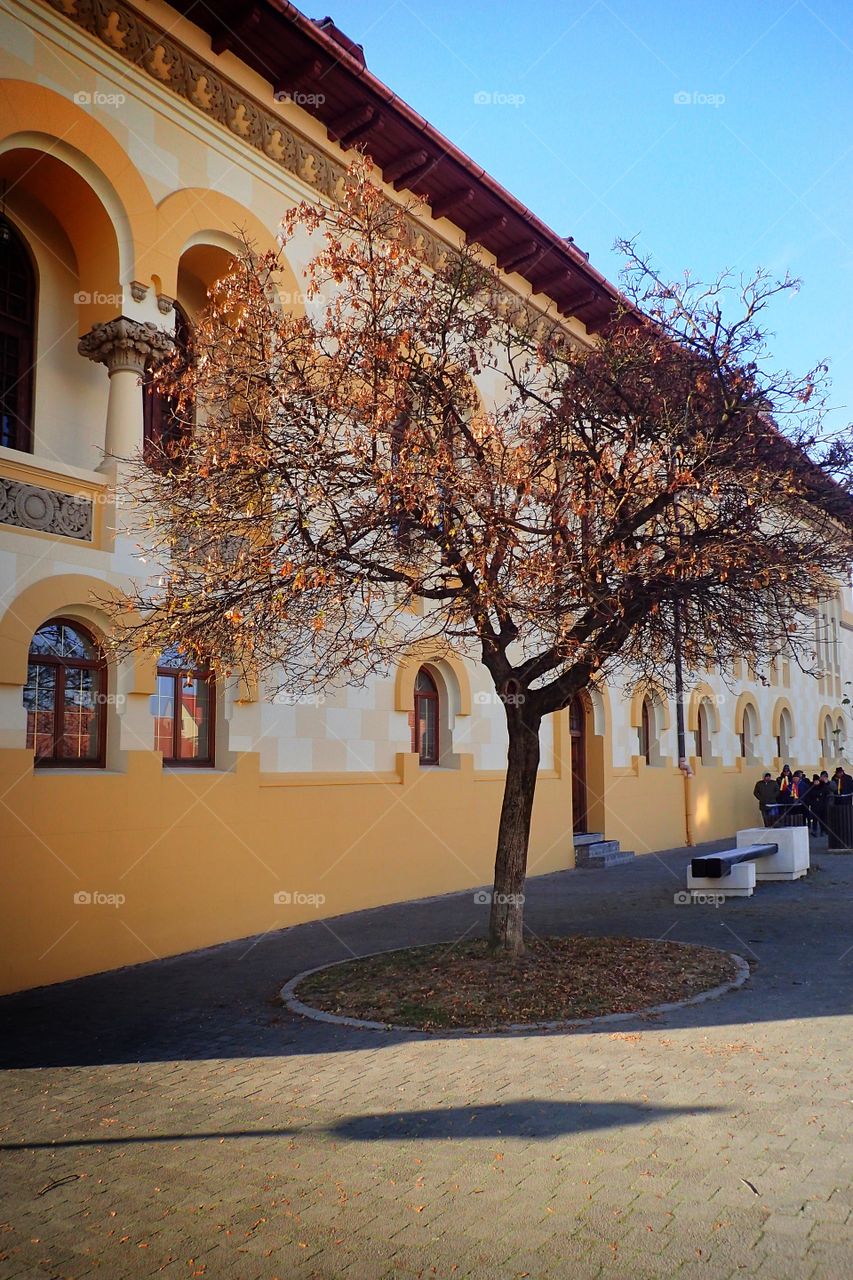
[569,695,588,834]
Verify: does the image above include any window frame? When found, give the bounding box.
[778,708,793,761]
[739,703,756,762]
[143,302,193,467]
[0,218,36,453]
[154,655,216,767]
[696,699,713,765]
[25,617,106,769]
[639,696,652,765]
[413,666,440,766]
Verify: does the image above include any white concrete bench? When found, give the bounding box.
[686,826,809,898]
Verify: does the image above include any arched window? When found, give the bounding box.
[152,646,215,765]
[638,696,652,765]
[413,666,439,765]
[740,704,757,762]
[23,619,106,766]
[143,303,192,466]
[696,699,713,765]
[777,707,793,761]
[0,218,36,452]
[822,714,834,761]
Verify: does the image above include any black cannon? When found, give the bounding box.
[691,843,777,879]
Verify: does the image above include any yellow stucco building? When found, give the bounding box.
[1,0,850,995]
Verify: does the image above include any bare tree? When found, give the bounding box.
[113,158,853,954]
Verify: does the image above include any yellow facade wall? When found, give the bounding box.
[0,719,809,995]
[0,747,575,995]
[689,758,760,842]
[592,757,783,853]
[596,760,687,854]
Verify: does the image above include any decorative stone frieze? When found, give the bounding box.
[43,0,365,218]
[43,0,566,346]
[0,477,93,540]
[78,316,175,375]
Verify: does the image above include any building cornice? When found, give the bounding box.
[165,0,627,332]
[39,0,616,340]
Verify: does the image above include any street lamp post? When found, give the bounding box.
[673,594,694,845]
[671,477,695,845]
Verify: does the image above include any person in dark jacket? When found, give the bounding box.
[802,774,823,835]
[753,772,780,827]
[787,770,810,828]
[777,764,793,801]
[832,766,853,805]
[809,768,824,839]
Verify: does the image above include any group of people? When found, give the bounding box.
[753,764,853,833]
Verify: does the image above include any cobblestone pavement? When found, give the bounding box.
[1,839,852,1280]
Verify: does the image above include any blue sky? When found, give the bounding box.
[324,0,853,434]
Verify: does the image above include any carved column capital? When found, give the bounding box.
[78,316,175,376]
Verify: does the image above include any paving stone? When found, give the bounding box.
[1,841,851,1279]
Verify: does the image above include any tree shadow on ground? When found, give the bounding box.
[323,1099,722,1141]
[0,1099,722,1149]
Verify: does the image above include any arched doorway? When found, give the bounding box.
[569,695,588,834]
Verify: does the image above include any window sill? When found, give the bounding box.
[34,768,120,776]
[0,443,108,488]
[162,765,224,774]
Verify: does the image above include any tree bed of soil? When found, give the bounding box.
[294,935,741,1031]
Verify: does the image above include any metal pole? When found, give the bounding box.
[673,597,687,763]
[671,471,695,845]
[673,597,695,846]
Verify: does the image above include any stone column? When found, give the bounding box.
[78,317,175,465]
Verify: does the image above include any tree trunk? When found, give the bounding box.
[488,705,541,955]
